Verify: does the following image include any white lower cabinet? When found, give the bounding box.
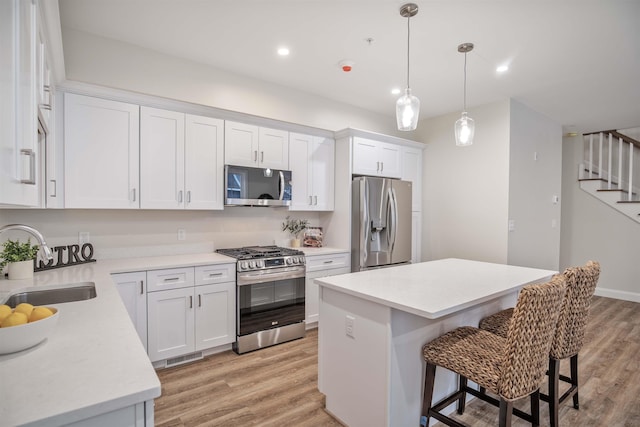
[146,264,235,363]
[112,271,148,351]
[305,252,350,326]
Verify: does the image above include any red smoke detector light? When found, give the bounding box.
[339,60,355,72]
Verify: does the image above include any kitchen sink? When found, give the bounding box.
[3,282,97,307]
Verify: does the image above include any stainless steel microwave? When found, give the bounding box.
[224,165,292,207]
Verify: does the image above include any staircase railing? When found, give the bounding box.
[581,130,640,201]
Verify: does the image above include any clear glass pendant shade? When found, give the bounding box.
[396,88,420,131]
[455,112,475,146]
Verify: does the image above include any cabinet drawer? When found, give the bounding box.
[194,263,235,286]
[147,267,194,292]
[306,252,350,273]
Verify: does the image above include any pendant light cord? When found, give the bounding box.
[406,15,411,89]
[463,52,467,112]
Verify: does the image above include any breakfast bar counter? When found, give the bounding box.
[316,258,557,427]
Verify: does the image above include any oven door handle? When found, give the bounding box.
[237,268,305,285]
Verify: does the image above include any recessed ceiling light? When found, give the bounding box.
[277,47,290,56]
[391,88,401,95]
[496,64,509,73]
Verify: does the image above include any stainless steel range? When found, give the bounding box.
[216,245,306,354]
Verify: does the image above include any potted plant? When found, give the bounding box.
[281,216,309,248]
[0,239,40,280]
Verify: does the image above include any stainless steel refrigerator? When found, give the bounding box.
[351,176,412,272]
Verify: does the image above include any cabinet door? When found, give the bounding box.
[310,137,335,210]
[258,127,289,170]
[379,142,402,178]
[185,114,224,210]
[306,264,351,326]
[401,146,423,211]
[224,121,259,167]
[147,287,195,362]
[140,107,185,209]
[64,93,140,208]
[288,132,312,210]
[112,271,147,351]
[195,282,236,350]
[352,137,380,176]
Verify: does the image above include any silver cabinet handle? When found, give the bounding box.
[140,280,144,295]
[20,149,36,185]
[309,196,313,205]
[261,151,264,163]
[189,295,193,308]
[132,188,136,202]
[323,260,334,264]
[381,162,384,172]
[254,150,258,162]
[164,277,180,282]
[198,294,202,307]
[49,179,57,197]
[178,190,183,203]
[314,195,318,205]
[187,190,191,203]
[376,161,380,172]
[209,272,223,277]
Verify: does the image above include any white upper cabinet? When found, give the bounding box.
[401,146,423,212]
[352,137,401,178]
[289,133,335,211]
[140,107,185,209]
[64,93,140,208]
[225,121,289,170]
[184,114,224,210]
[0,0,39,207]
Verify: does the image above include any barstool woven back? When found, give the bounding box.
[498,274,567,400]
[550,260,600,360]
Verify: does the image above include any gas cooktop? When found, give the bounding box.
[216,245,304,260]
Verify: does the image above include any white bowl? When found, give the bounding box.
[0,307,59,354]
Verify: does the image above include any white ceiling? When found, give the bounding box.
[58,0,640,135]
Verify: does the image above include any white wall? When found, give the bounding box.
[507,100,562,270]
[417,100,511,264]
[0,208,322,259]
[560,136,640,301]
[62,28,403,137]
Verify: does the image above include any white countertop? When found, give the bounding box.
[0,252,236,427]
[315,258,557,319]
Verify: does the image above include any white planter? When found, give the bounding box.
[7,260,34,280]
[290,238,301,248]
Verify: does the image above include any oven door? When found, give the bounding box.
[237,266,305,336]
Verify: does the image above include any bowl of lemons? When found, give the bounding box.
[0,303,59,354]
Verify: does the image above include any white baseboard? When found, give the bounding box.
[595,287,640,303]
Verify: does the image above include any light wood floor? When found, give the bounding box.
[155,296,640,426]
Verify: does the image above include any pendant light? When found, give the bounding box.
[396,3,420,131]
[455,43,475,146]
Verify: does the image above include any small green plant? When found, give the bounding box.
[281,216,309,238]
[0,239,40,269]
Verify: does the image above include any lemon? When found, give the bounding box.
[1,311,28,327]
[0,305,12,323]
[14,303,34,317]
[29,306,54,322]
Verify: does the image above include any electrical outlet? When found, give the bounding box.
[345,315,355,338]
[79,232,90,245]
[177,229,186,241]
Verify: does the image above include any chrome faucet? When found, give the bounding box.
[0,224,54,261]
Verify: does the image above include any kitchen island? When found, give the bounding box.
[0,252,235,427]
[316,258,557,427]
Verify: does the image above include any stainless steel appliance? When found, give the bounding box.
[216,245,306,354]
[352,176,412,272]
[224,165,292,207]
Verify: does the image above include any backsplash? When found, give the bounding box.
[0,208,326,260]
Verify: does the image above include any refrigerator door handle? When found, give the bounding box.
[388,187,398,255]
[361,181,369,267]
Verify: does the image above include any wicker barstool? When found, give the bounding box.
[479,261,600,427]
[421,275,567,427]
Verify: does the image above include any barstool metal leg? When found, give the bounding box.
[457,375,467,414]
[421,363,436,426]
[548,358,561,427]
[570,354,579,409]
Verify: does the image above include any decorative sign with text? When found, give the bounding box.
[34,243,96,271]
